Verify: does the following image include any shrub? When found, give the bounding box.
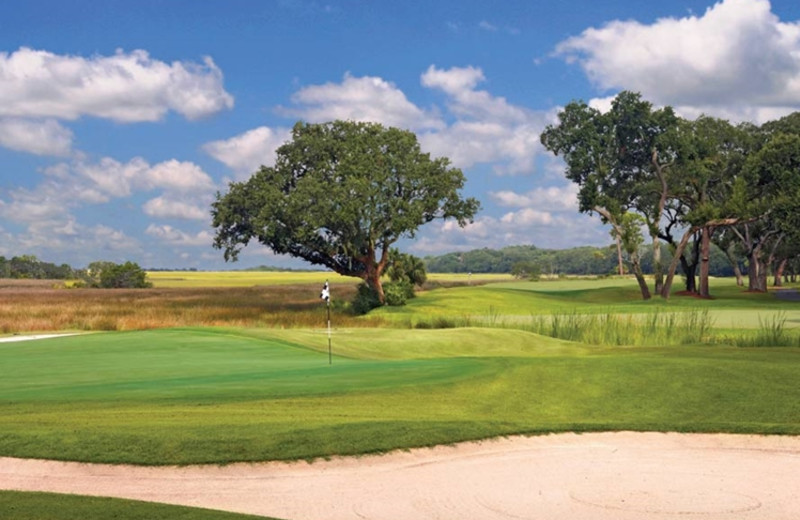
[83,261,152,289]
[383,280,414,306]
[352,283,382,315]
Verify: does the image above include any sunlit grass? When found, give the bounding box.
[0,327,798,465]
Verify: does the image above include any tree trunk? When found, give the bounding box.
[361,242,390,304]
[747,250,766,292]
[661,226,699,299]
[681,254,697,293]
[653,237,663,294]
[699,226,713,298]
[615,234,624,275]
[650,150,669,296]
[363,265,385,303]
[682,233,700,293]
[631,255,651,300]
[724,244,744,286]
[774,259,787,287]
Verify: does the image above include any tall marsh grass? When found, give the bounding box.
[412,308,718,347]
[411,307,800,348]
[0,284,384,333]
[525,309,714,346]
[719,312,800,347]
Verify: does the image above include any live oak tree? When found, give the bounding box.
[211,120,479,303]
[661,116,753,298]
[540,92,677,299]
[738,133,800,291]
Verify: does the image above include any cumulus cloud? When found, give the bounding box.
[203,126,291,175]
[0,47,233,122]
[422,65,529,123]
[142,196,208,220]
[0,154,216,257]
[500,208,554,226]
[490,184,579,211]
[419,65,556,174]
[0,118,73,156]
[2,216,138,261]
[278,72,443,130]
[555,0,800,122]
[145,224,213,246]
[74,157,215,198]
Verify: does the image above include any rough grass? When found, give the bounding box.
[0,283,383,333]
[0,491,274,520]
[1,327,798,465]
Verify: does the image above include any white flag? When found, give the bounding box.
[320,281,330,303]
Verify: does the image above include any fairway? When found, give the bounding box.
[1,326,798,465]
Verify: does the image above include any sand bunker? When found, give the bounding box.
[1,431,799,519]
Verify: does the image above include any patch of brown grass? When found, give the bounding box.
[0,281,383,333]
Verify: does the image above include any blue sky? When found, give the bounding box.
[1,0,800,269]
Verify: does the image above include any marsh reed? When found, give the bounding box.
[0,282,385,333]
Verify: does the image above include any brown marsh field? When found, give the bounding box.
[0,272,513,334]
[0,278,374,333]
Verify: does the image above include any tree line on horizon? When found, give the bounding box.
[541,91,800,300]
[0,256,150,288]
[422,243,758,282]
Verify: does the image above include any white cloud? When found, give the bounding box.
[556,0,800,122]
[203,126,291,175]
[0,155,216,256]
[2,216,139,261]
[74,157,215,198]
[228,66,554,178]
[145,224,213,246]
[0,118,73,156]
[479,21,498,32]
[145,160,215,192]
[421,65,485,96]
[588,96,615,114]
[279,72,443,130]
[490,184,578,211]
[410,210,607,255]
[422,65,529,123]
[142,196,208,220]
[0,47,234,122]
[419,65,557,174]
[500,208,554,226]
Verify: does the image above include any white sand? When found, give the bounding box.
[2,431,799,519]
[0,333,83,343]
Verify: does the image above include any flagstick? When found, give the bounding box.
[321,280,332,365]
[327,300,332,365]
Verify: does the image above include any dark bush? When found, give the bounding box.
[352,283,382,315]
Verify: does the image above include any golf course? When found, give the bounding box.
[1,274,799,519]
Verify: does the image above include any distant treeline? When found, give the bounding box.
[2,246,740,281]
[0,255,77,279]
[423,244,738,277]
[1,256,149,289]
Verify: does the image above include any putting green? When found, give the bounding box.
[0,327,798,465]
[0,329,482,403]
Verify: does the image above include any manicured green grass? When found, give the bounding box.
[385,277,800,330]
[0,491,275,520]
[1,327,798,465]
